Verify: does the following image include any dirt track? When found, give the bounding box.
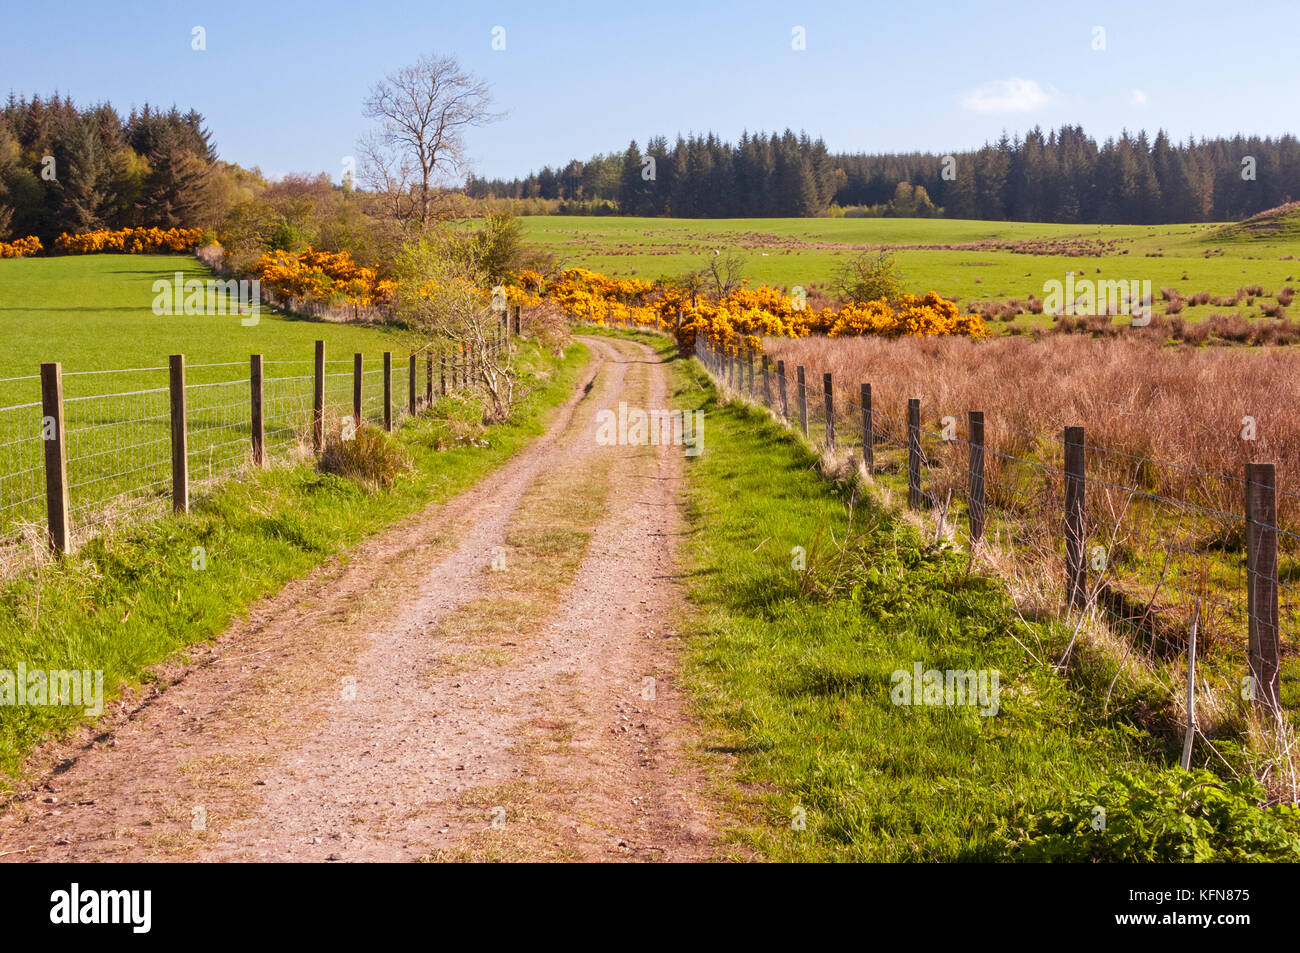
[0,336,726,862]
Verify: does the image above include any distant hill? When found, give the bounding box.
[1212,202,1300,242]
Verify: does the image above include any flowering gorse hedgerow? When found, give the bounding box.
[531,267,990,351]
[54,227,205,255]
[255,247,398,310]
[0,235,43,258]
[4,231,986,348]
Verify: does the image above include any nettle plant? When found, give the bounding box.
[1014,768,1300,862]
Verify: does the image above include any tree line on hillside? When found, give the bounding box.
[0,94,225,243]
[467,126,1300,223]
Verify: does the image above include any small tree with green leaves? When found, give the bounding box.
[833,249,905,304]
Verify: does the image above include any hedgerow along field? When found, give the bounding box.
[520,212,1300,327]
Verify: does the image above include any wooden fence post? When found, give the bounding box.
[440,354,446,397]
[747,350,755,397]
[1064,425,1086,608]
[383,352,393,432]
[796,365,808,436]
[861,383,873,475]
[907,398,922,509]
[777,360,788,420]
[513,304,521,336]
[351,353,362,427]
[968,411,985,542]
[1246,462,1281,713]
[408,352,417,416]
[426,353,433,410]
[823,373,835,450]
[169,354,188,514]
[762,355,771,407]
[312,341,325,453]
[250,354,265,466]
[40,362,70,554]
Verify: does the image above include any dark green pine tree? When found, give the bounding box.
[645,135,671,214]
[618,140,645,215]
[138,122,212,228]
[54,115,114,232]
[668,137,691,216]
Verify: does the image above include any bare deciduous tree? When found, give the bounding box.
[359,54,498,229]
[706,248,748,295]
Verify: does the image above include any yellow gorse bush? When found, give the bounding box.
[529,267,989,351]
[0,235,43,258]
[54,227,204,255]
[255,247,397,309]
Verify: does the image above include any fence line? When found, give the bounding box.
[0,323,515,575]
[694,336,1295,730]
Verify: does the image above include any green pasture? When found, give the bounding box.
[520,215,1300,325]
[0,255,423,401]
[0,255,434,548]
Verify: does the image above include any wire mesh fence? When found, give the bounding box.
[0,383,46,573]
[696,337,1297,728]
[64,383,172,535]
[0,329,514,574]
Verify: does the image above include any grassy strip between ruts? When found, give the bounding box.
[0,338,589,785]
[654,335,1300,861]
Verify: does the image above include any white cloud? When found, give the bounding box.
[1130,88,1148,106]
[961,78,1053,113]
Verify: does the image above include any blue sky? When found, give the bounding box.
[2,0,1294,183]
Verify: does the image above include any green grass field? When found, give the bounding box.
[0,255,457,556]
[521,215,1300,326]
[0,255,425,399]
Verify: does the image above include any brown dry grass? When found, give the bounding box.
[765,334,1300,520]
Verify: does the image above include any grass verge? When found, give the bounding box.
[662,339,1298,861]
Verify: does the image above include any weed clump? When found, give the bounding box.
[318,425,410,489]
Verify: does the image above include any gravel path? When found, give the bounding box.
[0,336,723,862]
